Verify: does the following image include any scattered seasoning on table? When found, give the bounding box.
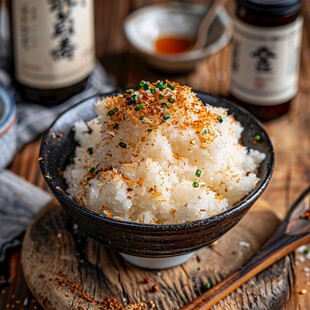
[205,283,212,290]
[89,167,95,173]
[239,241,251,248]
[113,123,119,129]
[151,285,159,292]
[143,277,150,284]
[38,157,43,161]
[87,147,93,155]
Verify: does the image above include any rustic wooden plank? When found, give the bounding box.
[21,199,295,310]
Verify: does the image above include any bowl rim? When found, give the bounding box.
[40,90,274,231]
[123,2,232,62]
[0,86,15,132]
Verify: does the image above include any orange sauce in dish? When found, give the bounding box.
[155,36,194,54]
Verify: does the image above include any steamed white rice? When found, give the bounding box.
[64,81,265,224]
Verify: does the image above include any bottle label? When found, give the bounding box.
[231,17,303,106]
[12,0,95,89]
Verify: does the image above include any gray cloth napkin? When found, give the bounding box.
[0,171,51,263]
[0,62,115,262]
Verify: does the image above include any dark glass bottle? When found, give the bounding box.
[230,0,303,121]
[11,0,95,105]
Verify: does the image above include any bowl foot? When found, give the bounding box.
[119,252,195,269]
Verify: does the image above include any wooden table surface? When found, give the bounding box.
[1,0,309,309]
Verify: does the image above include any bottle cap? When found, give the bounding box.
[237,0,301,16]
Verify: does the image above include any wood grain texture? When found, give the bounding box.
[21,199,295,310]
[1,0,310,309]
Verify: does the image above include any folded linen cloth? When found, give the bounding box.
[0,171,51,263]
[0,62,115,262]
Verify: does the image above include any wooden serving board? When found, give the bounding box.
[21,200,294,310]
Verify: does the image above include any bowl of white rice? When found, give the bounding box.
[40,81,274,269]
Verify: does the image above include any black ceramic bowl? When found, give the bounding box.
[40,91,274,259]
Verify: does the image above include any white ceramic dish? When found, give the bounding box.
[124,3,231,72]
[0,87,16,170]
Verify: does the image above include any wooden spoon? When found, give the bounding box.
[182,186,310,310]
[192,0,229,51]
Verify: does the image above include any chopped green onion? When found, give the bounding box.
[150,88,156,93]
[167,83,175,90]
[203,129,208,135]
[128,94,137,105]
[205,283,212,290]
[161,102,170,109]
[68,154,75,164]
[193,181,199,188]
[113,123,119,129]
[147,128,153,132]
[139,116,144,120]
[108,109,116,116]
[159,94,164,99]
[254,134,262,142]
[218,116,223,123]
[89,167,95,173]
[168,96,175,103]
[195,169,202,177]
[142,81,150,90]
[135,85,141,91]
[119,142,127,148]
[87,147,94,155]
[135,103,144,111]
[156,81,166,90]
[303,248,309,255]
[162,114,170,121]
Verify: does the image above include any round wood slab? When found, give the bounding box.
[21,200,294,310]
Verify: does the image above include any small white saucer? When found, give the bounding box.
[120,252,195,269]
[124,2,231,72]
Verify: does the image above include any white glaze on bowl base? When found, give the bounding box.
[120,252,196,269]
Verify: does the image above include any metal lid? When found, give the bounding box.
[237,0,301,15]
